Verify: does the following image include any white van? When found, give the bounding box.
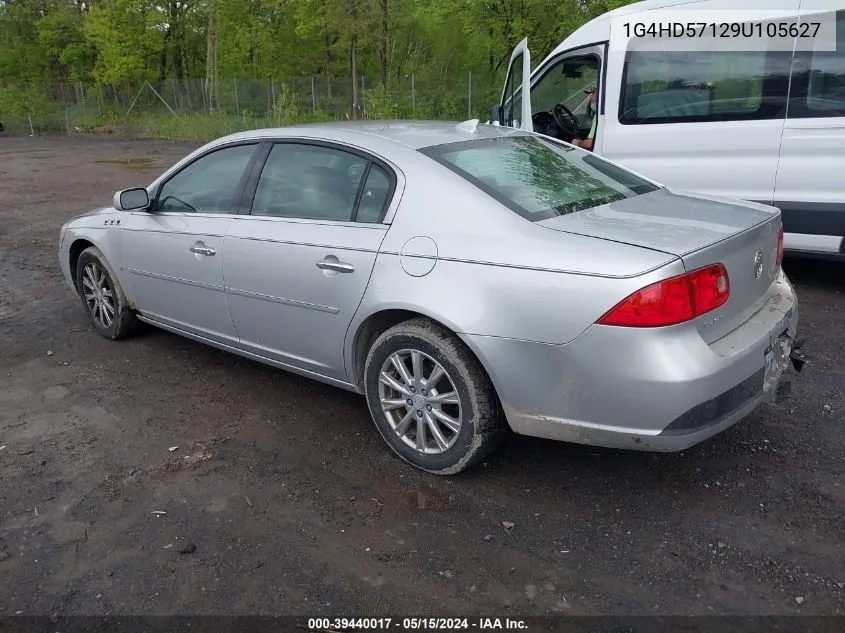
[491,0,845,259]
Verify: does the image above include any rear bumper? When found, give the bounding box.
[464,271,799,451]
[501,379,769,452]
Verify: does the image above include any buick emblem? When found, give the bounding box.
[753,251,764,279]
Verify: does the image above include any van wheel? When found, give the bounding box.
[363,318,506,474]
[75,246,137,340]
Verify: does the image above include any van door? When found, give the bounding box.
[599,2,799,204]
[496,38,533,131]
[775,2,845,255]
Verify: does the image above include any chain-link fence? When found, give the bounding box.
[0,74,502,140]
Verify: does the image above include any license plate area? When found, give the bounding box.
[763,332,793,394]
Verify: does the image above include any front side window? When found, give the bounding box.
[529,54,600,143]
[421,135,660,221]
[620,42,791,124]
[251,143,392,223]
[155,144,256,213]
[788,11,845,119]
[531,56,599,117]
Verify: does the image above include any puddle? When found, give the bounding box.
[365,483,452,511]
[408,484,452,511]
[94,158,160,172]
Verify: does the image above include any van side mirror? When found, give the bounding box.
[114,187,150,211]
[490,105,504,126]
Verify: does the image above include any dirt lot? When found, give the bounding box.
[0,136,843,618]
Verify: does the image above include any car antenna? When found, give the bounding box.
[456,119,480,134]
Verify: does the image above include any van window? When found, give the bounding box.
[620,47,791,124]
[788,11,845,119]
[420,135,660,222]
[531,56,599,116]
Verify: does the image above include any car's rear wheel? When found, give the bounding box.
[364,318,506,474]
[75,246,137,340]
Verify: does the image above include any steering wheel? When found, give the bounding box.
[531,111,559,137]
[551,103,580,139]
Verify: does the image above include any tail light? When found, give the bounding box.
[776,223,784,266]
[597,264,730,328]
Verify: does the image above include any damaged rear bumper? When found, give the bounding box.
[656,331,808,448]
[463,272,802,452]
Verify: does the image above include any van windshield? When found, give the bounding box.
[419,135,660,221]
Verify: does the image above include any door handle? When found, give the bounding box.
[316,259,354,273]
[190,244,216,256]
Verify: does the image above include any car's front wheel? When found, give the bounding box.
[364,318,506,474]
[75,246,137,340]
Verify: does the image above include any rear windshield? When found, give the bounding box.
[420,135,660,221]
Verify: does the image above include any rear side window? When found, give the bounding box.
[788,11,845,119]
[620,45,791,124]
[356,165,392,223]
[252,144,363,221]
[420,136,660,221]
[251,143,393,223]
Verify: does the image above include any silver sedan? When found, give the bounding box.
[58,121,801,474]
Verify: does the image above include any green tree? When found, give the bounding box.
[0,0,644,124]
[83,0,163,85]
[37,2,94,82]
[0,0,52,82]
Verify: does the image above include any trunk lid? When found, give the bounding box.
[538,187,782,343]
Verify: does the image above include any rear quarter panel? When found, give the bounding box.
[343,157,686,379]
[353,253,687,345]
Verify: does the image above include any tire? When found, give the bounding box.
[364,318,506,475]
[75,246,137,340]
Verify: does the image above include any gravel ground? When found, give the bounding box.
[0,136,843,618]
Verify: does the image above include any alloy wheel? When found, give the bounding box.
[377,349,463,454]
[81,262,116,329]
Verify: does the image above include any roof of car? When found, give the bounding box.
[217,120,528,151]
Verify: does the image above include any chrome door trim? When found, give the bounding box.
[225,287,340,314]
[126,268,224,292]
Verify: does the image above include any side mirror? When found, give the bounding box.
[490,105,503,126]
[114,187,150,212]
